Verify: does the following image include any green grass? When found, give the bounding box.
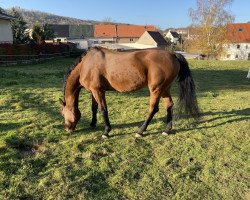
[0,58,249,200]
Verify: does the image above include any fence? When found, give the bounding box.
[0,43,70,66]
[0,52,70,66]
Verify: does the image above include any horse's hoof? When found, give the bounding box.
[102,134,109,139]
[162,131,169,136]
[135,133,143,138]
[90,123,96,128]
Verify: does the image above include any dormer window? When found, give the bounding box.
[238,28,243,32]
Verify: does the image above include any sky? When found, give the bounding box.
[1,0,250,29]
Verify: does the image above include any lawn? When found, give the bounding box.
[0,57,249,199]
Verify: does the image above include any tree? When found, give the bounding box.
[0,7,6,14]
[10,8,30,44]
[32,24,44,44]
[188,0,234,57]
[101,17,115,24]
[43,23,54,40]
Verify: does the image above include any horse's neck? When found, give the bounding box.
[65,64,82,108]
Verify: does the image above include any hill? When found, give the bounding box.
[4,7,99,27]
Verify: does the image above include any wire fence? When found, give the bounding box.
[0,52,70,66]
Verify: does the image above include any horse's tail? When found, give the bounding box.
[175,53,200,118]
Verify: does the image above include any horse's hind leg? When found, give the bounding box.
[162,91,174,135]
[91,90,111,138]
[137,88,161,137]
[90,94,98,128]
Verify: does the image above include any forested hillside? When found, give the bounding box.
[4,7,98,27]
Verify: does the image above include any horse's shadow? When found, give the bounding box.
[76,108,250,138]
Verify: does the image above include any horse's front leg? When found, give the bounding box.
[91,89,111,138]
[90,94,98,128]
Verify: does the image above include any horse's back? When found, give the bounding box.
[104,51,148,92]
[80,48,179,92]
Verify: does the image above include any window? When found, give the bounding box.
[238,28,243,32]
[235,55,238,59]
[227,54,231,58]
[246,45,248,49]
[237,44,240,49]
[130,38,134,42]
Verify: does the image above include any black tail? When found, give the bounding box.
[175,53,200,118]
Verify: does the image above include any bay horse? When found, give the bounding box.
[60,47,199,138]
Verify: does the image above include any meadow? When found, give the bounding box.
[0,57,249,199]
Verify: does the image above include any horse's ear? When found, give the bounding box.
[59,98,65,106]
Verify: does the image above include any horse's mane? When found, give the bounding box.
[62,47,108,99]
[62,52,86,99]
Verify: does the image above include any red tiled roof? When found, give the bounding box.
[227,23,250,43]
[117,25,156,37]
[94,24,156,38]
[94,24,116,37]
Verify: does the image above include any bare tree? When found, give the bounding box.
[101,17,115,24]
[187,0,234,58]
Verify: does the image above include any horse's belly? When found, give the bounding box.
[107,70,147,92]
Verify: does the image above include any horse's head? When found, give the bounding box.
[59,98,81,132]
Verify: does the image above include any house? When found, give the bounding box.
[50,24,94,42]
[117,25,156,43]
[94,24,156,43]
[175,28,188,35]
[164,30,181,44]
[99,31,168,50]
[93,24,117,44]
[221,23,250,60]
[0,12,15,43]
[137,31,169,49]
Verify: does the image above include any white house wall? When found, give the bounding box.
[165,31,178,44]
[222,43,250,60]
[137,32,157,46]
[0,19,13,43]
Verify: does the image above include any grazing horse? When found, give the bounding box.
[60,47,199,138]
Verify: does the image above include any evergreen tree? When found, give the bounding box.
[10,8,30,44]
[43,23,54,40]
[32,24,44,44]
[0,7,6,14]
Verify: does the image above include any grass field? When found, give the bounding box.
[0,57,249,199]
